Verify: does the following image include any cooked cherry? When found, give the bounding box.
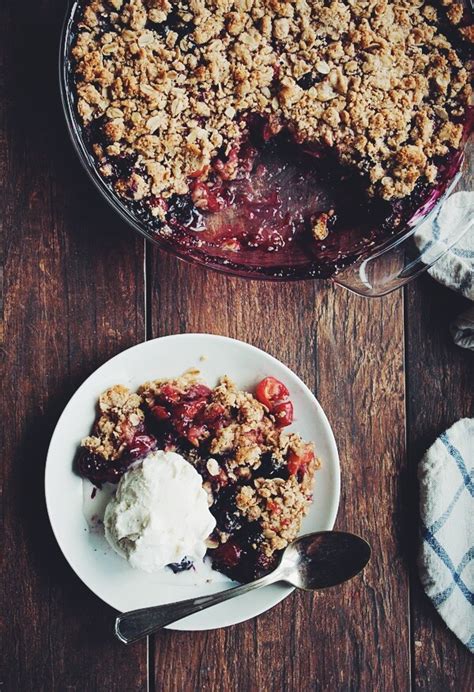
[159,383,182,403]
[183,384,212,401]
[191,181,226,212]
[255,376,290,410]
[200,402,227,430]
[287,448,314,477]
[128,433,157,460]
[273,400,294,428]
[173,399,207,421]
[151,404,170,421]
[76,449,127,486]
[211,540,242,569]
[186,424,208,446]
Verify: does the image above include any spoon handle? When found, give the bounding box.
[115,571,280,643]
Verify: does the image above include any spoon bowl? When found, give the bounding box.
[282,531,371,590]
[115,531,371,644]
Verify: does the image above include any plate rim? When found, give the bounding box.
[45,333,340,630]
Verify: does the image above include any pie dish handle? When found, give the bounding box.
[333,141,473,297]
[115,570,281,643]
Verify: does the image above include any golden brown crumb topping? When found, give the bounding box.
[72,0,472,204]
[235,456,319,554]
[139,372,320,556]
[82,384,145,460]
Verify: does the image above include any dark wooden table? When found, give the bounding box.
[1,3,473,690]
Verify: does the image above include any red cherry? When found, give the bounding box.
[200,403,227,430]
[273,400,294,428]
[151,404,170,421]
[186,424,207,446]
[188,165,209,179]
[212,540,242,568]
[184,384,212,401]
[255,376,290,410]
[159,384,181,404]
[287,448,314,477]
[172,399,207,424]
[128,433,157,460]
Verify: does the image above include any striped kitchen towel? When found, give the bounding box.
[418,418,474,652]
[415,191,473,301]
[415,191,474,350]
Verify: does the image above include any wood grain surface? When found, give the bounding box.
[1,3,147,690]
[1,2,473,691]
[149,257,410,691]
[406,278,474,692]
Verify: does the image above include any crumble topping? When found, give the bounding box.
[78,370,320,577]
[81,384,145,461]
[235,454,318,554]
[139,372,319,559]
[72,0,472,205]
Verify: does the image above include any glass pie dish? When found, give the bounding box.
[59,0,473,297]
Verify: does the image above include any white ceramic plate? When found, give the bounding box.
[45,334,340,631]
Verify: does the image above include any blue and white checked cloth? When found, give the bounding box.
[415,191,474,350]
[418,418,474,652]
[415,191,473,300]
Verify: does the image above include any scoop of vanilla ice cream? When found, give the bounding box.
[104,450,216,572]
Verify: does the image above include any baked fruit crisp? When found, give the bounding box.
[77,371,320,582]
[69,0,472,275]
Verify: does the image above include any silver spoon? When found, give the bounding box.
[115,531,370,643]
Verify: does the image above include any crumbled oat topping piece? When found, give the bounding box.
[81,384,144,460]
[72,0,472,205]
[312,212,332,241]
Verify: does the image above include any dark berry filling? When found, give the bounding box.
[78,107,470,279]
[167,557,194,574]
[127,433,157,460]
[296,72,321,90]
[78,429,156,487]
[76,448,130,486]
[257,451,290,481]
[211,540,243,571]
[208,519,280,582]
